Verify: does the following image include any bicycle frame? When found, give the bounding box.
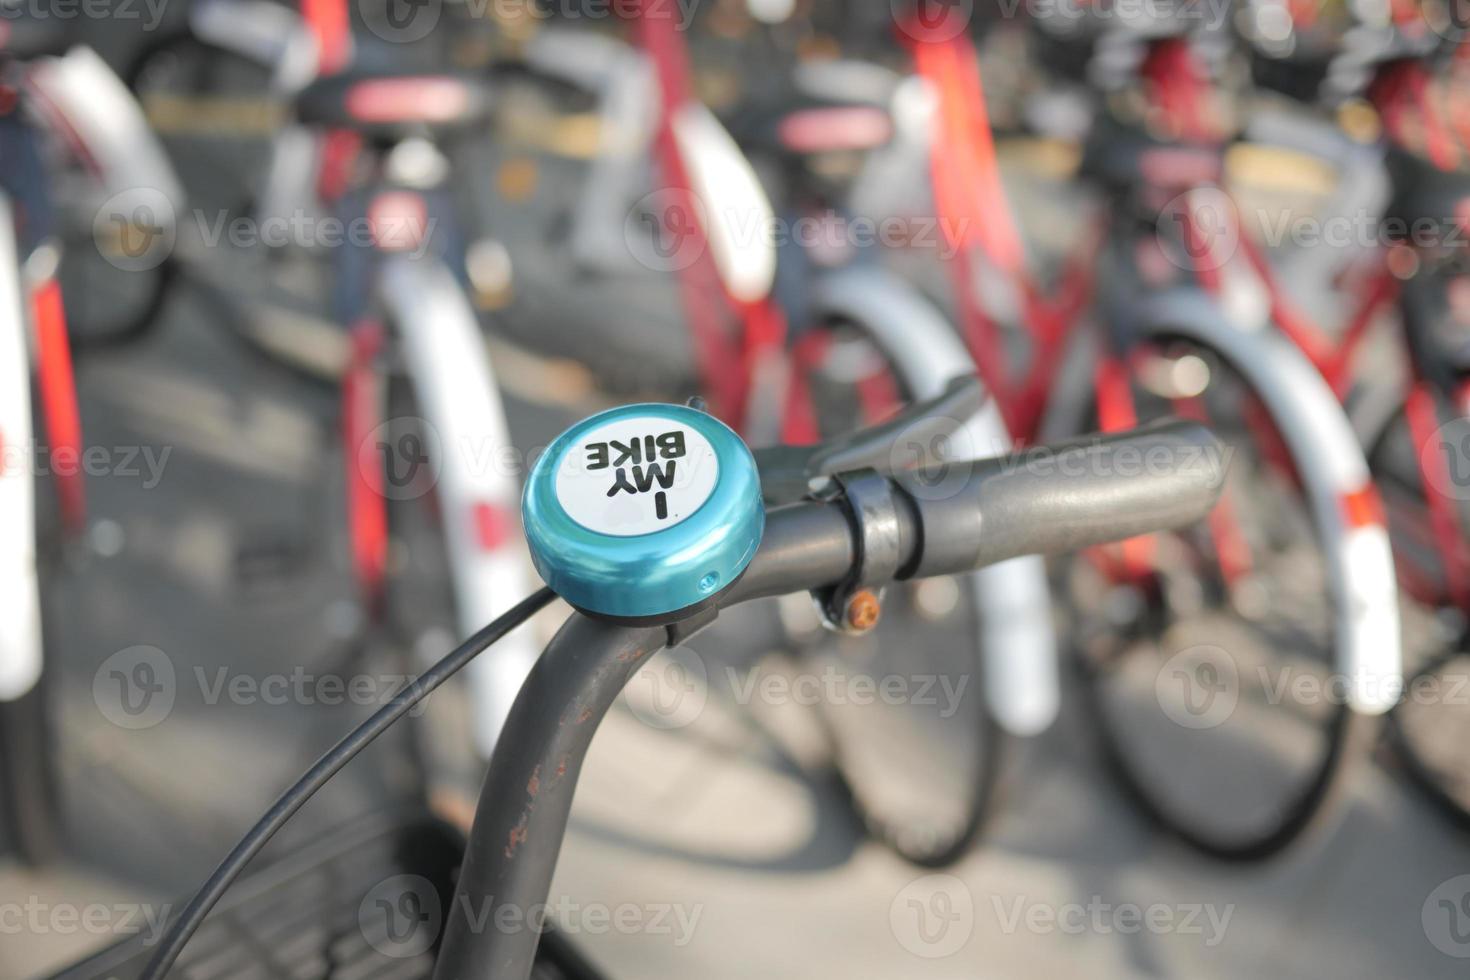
[334,179,538,755]
[628,0,787,434]
[912,28,1400,711]
[1192,54,1470,613]
[907,23,1098,444]
[609,15,1067,734]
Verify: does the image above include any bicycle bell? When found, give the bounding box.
[522,403,765,624]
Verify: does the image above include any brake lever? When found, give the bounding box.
[754,375,987,504]
[810,375,986,475]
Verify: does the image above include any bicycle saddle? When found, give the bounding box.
[726,93,895,159]
[0,15,72,61]
[1078,112,1224,193]
[1235,0,1367,104]
[294,70,496,141]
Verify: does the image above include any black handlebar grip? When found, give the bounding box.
[902,419,1228,578]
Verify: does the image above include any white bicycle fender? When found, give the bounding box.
[379,256,539,754]
[1135,289,1402,714]
[190,0,316,84]
[671,103,777,304]
[29,47,186,214]
[810,264,1060,735]
[0,196,44,703]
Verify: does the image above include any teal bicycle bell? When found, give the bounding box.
[522,403,765,624]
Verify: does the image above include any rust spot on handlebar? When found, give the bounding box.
[506,814,530,858]
[527,766,541,797]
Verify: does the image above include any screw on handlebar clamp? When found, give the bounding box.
[811,469,905,636]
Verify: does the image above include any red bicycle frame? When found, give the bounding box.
[627,0,788,435]
[906,22,1096,443]
[917,24,1470,614]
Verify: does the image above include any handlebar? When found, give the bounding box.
[433,416,1226,980]
[734,418,1223,603]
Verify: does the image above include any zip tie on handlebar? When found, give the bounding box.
[814,469,905,634]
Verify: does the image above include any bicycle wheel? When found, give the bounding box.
[38,114,178,348]
[1066,331,1378,860]
[0,469,64,864]
[783,320,1004,867]
[1368,397,1470,830]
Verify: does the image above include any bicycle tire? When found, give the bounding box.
[1366,399,1470,831]
[491,258,700,397]
[125,28,277,220]
[1385,651,1470,834]
[786,315,1006,867]
[1066,325,1378,861]
[60,251,178,352]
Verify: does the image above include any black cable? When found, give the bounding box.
[140,587,557,980]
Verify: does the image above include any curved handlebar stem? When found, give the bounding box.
[433,616,667,980]
[435,419,1226,980]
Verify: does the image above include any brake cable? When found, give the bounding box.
[139,587,557,980]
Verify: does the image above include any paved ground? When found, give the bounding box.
[6,29,1470,978]
[5,242,1470,980]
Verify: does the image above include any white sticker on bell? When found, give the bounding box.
[555,418,720,537]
